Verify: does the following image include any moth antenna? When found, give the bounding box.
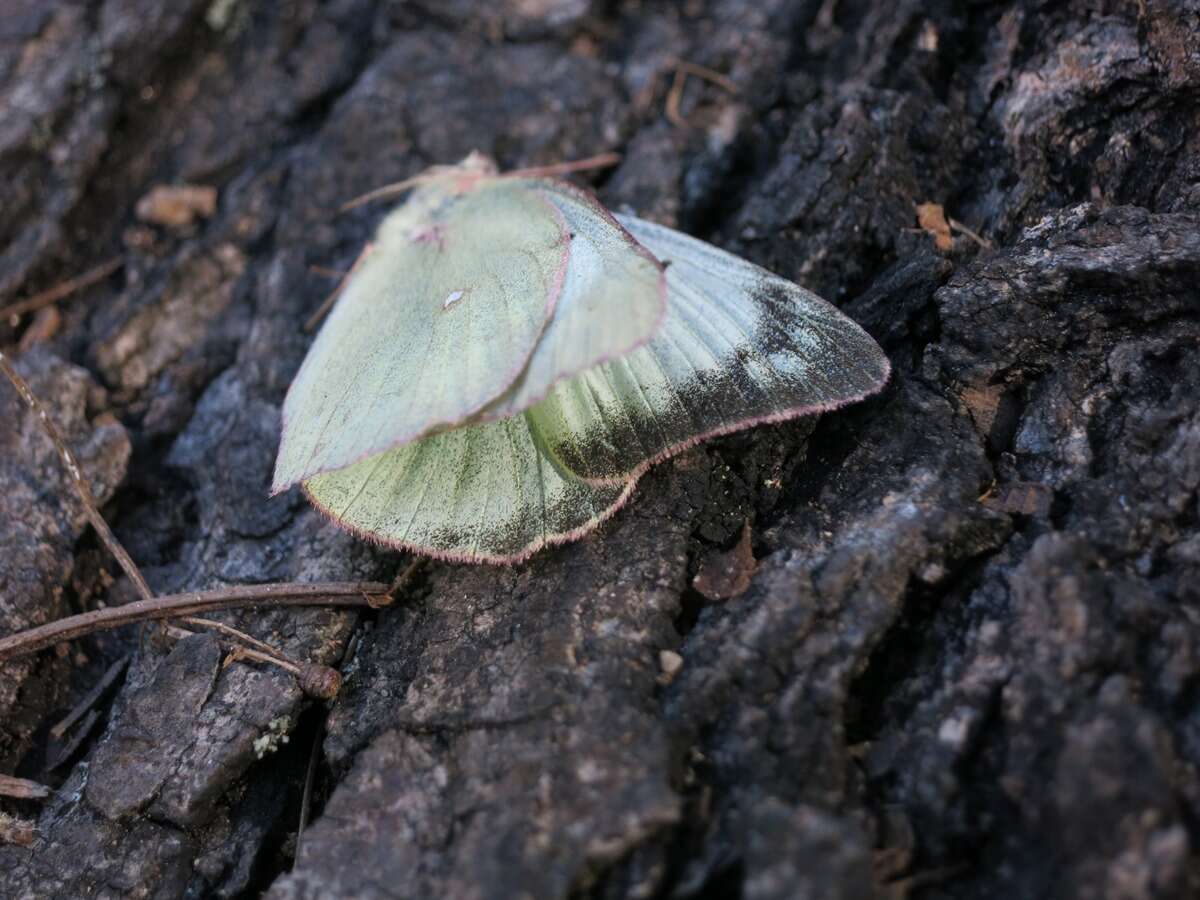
[665,59,737,128]
[502,152,622,181]
[339,173,436,213]
[339,154,621,215]
[304,243,375,333]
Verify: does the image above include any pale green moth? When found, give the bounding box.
[273,154,890,563]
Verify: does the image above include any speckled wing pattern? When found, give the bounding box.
[303,413,633,564]
[276,160,889,563]
[527,214,892,485]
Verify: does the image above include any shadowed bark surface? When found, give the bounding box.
[1,1,1198,898]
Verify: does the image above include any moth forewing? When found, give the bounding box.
[273,177,569,494]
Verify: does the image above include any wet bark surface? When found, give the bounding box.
[1,1,1198,897]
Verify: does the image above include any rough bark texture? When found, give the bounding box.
[1,2,1198,898]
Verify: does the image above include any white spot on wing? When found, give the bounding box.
[443,290,465,309]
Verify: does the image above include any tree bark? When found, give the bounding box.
[1,2,1198,898]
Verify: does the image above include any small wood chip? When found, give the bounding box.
[0,773,51,801]
[0,812,36,847]
[136,184,218,229]
[915,202,954,251]
[982,482,1052,517]
[960,384,1004,436]
[693,522,758,601]
[16,306,61,351]
[658,650,684,685]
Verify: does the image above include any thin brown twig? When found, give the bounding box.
[181,616,295,667]
[298,619,365,851]
[304,242,375,333]
[666,59,738,127]
[0,581,389,662]
[675,60,738,94]
[0,351,332,685]
[0,350,153,601]
[50,656,129,739]
[948,216,993,249]
[0,350,373,691]
[665,66,690,127]
[297,714,323,848]
[307,264,346,279]
[383,557,428,605]
[0,257,123,322]
[163,624,303,676]
[47,710,101,770]
[222,644,300,674]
